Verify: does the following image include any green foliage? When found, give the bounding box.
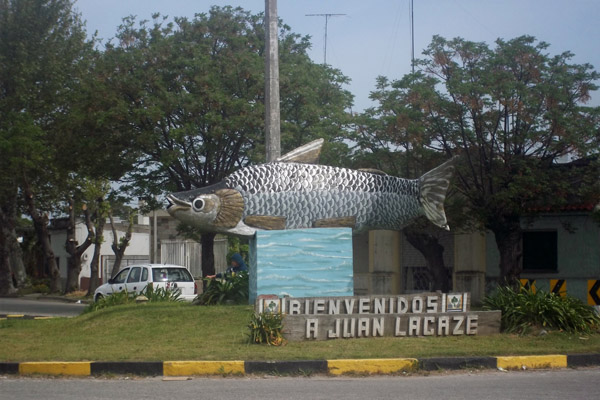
[195,272,249,305]
[361,35,600,283]
[31,283,50,295]
[84,291,135,313]
[227,237,249,263]
[247,311,286,346]
[84,284,182,313]
[483,286,600,334]
[141,283,183,302]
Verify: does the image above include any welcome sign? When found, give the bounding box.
[256,293,501,341]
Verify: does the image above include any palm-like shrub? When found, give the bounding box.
[248,311,285,346]
[483,286,600,334]
[84,284,182,313]
[195,272,249,305]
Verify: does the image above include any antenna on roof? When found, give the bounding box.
[306,13,346,65]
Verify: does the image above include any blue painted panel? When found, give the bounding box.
[250,228,353,301]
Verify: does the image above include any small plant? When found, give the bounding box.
[248,311,286,346]
[141,283,183,302]
[195,272,249,305]
[84,284,183,313]
[84,290,135,313]
[483,286,600,334]
[31,283,50,294]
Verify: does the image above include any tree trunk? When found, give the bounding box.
[201,233,216,277]
[403,228,450,292]
[0,203,17,296]
[490,218,523,287]
[86,214,105,296]
[23,180,61,292]
[2,188,27,288]
[64,198,94,293]
[8,237,27,288]
[109,212,132,278]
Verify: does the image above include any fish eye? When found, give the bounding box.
[192,198,205,211]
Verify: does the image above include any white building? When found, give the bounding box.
[49,217,151,291]
[49,211,228,291]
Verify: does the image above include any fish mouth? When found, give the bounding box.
[166,194,191,212]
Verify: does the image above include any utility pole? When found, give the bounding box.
[410,0,415,73]
[265,0,281,162]
[306,13,346,65]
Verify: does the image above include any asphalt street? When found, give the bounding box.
[0,297,86,317]
[1,368,600,400]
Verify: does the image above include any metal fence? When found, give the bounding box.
[160,238,228,278]
[403,266,453,293]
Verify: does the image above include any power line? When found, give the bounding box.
[306,13,346,65]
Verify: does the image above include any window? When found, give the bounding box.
[141,268,148,282]
[127,267,141,283]
[113,268,130,284]
[522,231,558,272]
[152,268,193,282]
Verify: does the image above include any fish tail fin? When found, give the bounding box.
[418,157,457,230]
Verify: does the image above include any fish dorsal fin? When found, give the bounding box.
[276,138,324,164]
[358,168,388,175]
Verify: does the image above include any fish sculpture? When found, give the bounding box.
[166,139,455,237]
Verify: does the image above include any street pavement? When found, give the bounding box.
[1,368,600,400]
[0,296,86,317]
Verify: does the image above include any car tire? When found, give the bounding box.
[94,293,104,302]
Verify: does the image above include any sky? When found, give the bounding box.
[75,0,600,111]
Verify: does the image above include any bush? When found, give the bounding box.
[483,286,600,334]
[142,283,183,302]
[84,291,135,313]
[84,285,182,313]
[31,283,50,294]
[248,311,285,346]
[195,272,248,305]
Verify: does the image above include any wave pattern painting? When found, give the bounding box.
[255,228,354,298]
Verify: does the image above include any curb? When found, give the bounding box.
[1,354,599,377]
[0,314,56,320]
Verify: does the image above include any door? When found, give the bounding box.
[125,266,143,294]
[110,267,130,294]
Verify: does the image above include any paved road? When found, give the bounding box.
[0,297,86,317]
[1,368,599,400]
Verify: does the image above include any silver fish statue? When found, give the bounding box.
[166,139,455,237]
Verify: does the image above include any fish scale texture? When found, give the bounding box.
[225,163,422,232]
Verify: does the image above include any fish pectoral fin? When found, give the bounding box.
[275,138,324,164]
[214,189,244,228]
[313,216,356,229]
[244,215,287,230]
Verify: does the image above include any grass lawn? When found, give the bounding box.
[1,302,599,362]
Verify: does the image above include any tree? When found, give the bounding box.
[101,6,353,276]
[108,207,134,278]
[0,0,95,292]
[350,111,454,291]
[374,35,600,285]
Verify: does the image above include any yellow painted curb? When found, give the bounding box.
[7,314,25,318]
[328,358,418,375]
[163,361,245,376]
[19,362,91,376]
[33,316,55,320]
[497,355,567,370]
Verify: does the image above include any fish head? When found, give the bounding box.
[166,184,245,234]
[166,192,222,229]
